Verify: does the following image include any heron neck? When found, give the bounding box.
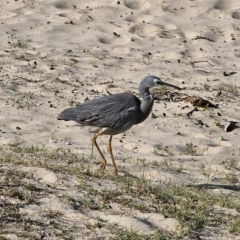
[136,88,154,124]
[140,87,152,101]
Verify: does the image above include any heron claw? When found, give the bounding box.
[94,160,106,170]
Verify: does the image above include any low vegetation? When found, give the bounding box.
[0,144,239,239]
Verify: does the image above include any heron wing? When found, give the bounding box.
[58,93,140,128]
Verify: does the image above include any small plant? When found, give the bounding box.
[221,158,238,170]
[151,112,157,119]
[7,91,38,110]
[196,119,204,127]
[121,226,142,239]
[182,143,197,155]
[205,25,225,35]
[8,35,31,60]
[215,120,221,127]
[93,217,107,228]
[45,209,64,218]
[68,99,79,106]
[160,160,184,174]
[8,36,31,49]
[229,218,240,234]
[223,173,239,184]
[152,86,168,98]
[203,82,210,91]
[136,158,148,167]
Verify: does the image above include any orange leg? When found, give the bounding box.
[91,131,107,170]
[107,135,118,173]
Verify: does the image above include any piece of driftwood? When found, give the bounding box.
[171,95,218,108]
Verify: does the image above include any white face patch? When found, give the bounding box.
[154,78,161,85]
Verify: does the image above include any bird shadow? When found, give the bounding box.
[118,169,139,180]
[187,183,240,192]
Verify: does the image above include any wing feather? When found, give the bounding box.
[58,93,140,128]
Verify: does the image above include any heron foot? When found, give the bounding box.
[94,159,106,170]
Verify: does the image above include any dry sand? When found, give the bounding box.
[0,0,240,239]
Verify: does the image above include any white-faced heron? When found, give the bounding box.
[57,76,181,172]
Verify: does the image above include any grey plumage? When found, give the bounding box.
[58,93,141,131]
[58,75,181,172]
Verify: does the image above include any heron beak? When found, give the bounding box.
[162,82,182,90]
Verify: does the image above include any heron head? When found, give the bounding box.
[141,75,162,89]
[141,75,181,90]
[153,77,163,85]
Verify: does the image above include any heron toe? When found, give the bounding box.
[94,159,107,170]
[100,159,107,170]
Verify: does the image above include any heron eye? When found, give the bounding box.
[154,79,161,84]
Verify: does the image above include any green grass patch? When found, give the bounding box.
[0,144,239,239]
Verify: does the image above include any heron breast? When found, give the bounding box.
[93,121,134,136]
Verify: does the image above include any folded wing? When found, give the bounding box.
[57,93,141,129]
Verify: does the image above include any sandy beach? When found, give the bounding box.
[0,0,240,239]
